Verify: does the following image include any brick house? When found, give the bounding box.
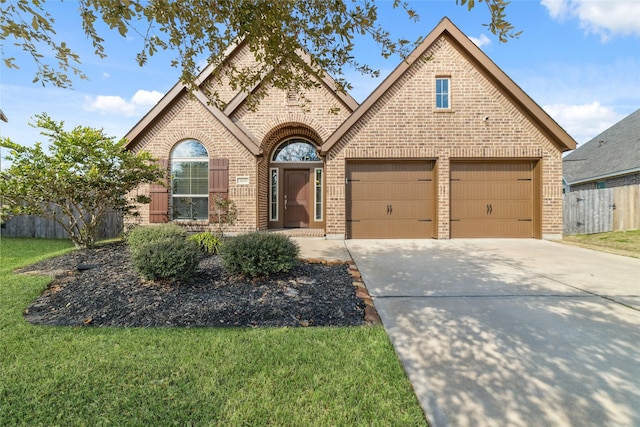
[125,17,576,240]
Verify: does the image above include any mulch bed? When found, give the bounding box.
[19,242,365,328]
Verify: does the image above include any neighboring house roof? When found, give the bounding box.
[563,108,640,185]
[0,109,7,122]
[124,40,359,153]
[320,17,576,154]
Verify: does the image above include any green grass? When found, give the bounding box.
[0,237,426,426]
[562,229,640,258]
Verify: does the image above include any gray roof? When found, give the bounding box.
[563,108,640,185]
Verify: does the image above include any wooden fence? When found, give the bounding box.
[564,184,640,235]
[1,209,123,240]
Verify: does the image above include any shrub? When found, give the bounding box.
[221,232,299,278]
[189,232,223,254]
[126,224,187,254]
[130,238,200,281]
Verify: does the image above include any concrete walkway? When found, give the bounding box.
[291,237,351,263]
[346,239,640,427]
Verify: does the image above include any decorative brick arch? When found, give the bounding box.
[258,113,331,146]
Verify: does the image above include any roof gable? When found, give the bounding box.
[321,17,576,154]
[124,40,358,153]
[563,108,640,185]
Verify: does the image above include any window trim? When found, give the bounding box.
[314,168,323,221]
[435,77,451,110]
[269,168,279,221]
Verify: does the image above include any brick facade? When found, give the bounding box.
[569,172,640,192]
[125,18,574,239]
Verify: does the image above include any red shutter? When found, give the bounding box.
[209,158,229,222]
[149,158,170,223]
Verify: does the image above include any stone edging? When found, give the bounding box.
[300,257,382,325]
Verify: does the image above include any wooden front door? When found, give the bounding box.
[284,170,310,227]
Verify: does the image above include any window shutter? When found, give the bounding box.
[149,158,169,223]
[209,158,229,222]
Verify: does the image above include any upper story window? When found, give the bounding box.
[436,77,450,109]
[272,138,320,162]
[171,140,209,220]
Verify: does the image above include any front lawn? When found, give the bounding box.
[0,238,426,426]
[562,229,640,258]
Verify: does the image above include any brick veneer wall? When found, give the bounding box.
[569,172,640,192]
[127,92,258,233]
[128,33,566,239]
[325,36,564,239]
[128,47,354,233]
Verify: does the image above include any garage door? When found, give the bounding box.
[450,161,538,238]
[346,161,434,238]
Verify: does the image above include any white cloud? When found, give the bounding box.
[543,102,624,144]
[84,89,163,117]
[469,34,491,49]
[541,0,640,40]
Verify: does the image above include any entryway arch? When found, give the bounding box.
[258,123,325,232]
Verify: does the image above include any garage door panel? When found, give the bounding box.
[451,220,532,238]
[351,200,432,219]
[348,219,433,239]
[451,182,532,200]
[451,200,533,220]
[451,162,532,179]
[351,182,432,201]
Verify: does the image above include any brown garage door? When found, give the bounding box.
[450,161,538,238]
[346,161,435,238]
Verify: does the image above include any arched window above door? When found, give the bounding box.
[272,139,320,162]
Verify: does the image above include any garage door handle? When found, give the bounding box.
[487,204,493,215]
[390,204,393,214]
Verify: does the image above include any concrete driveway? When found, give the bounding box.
[346,239,640,427]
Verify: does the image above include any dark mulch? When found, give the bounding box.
[19,242,365,328]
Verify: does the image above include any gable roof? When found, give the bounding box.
[124,40,359,153]
[320,17,577,154]
[563,108,640,185]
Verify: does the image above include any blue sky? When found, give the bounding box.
[1,0,639,163]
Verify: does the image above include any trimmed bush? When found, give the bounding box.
[130,238,200,281]
[221,232,299,278]
[126,224,187,254]
[189,232,223,254]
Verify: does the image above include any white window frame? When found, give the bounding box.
[435,77,451,110]
[171,140,209,221]
[269,168,279,221]
[314,168,323,221]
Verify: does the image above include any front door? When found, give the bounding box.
[284,170,309,227]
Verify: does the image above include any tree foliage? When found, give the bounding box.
[1,0,519,97]
[0,114,166,248]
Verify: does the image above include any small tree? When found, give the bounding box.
[0,113,165,248]
[210,195,238,237]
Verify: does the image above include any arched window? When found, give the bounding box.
[272,139,320,162]
[171,140,209,220]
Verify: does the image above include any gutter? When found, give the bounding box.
[565,166,640,186]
